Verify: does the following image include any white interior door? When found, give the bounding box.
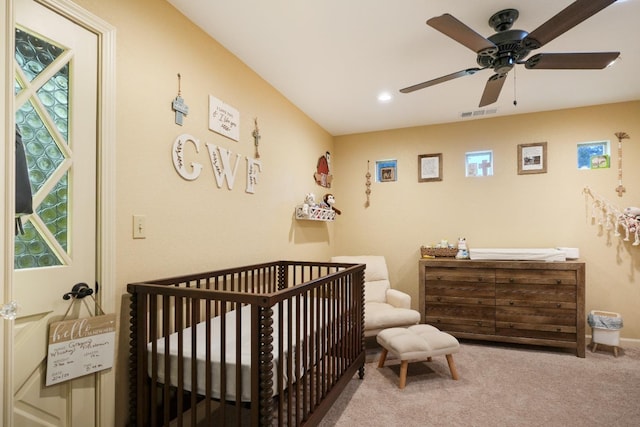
[13,0,99,425]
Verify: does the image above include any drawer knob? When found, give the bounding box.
[477,277,483,282]
[436,297,442,302]
[477,321,482,326]
[556,279,562,284]
[556,328,562,332]
[556,303,562,308]
[436,276,442,280]
[509,323,514,328]
[509,278,514,283]
[509,301,514,305]
[477,300,482,304]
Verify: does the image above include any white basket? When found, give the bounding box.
[590,310,622,347]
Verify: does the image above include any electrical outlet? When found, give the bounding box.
[133,215,146,239]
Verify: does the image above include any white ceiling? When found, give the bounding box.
[167,0,640,136]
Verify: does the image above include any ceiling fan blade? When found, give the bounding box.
[525,52,620,69]
[479,74,507,107]
[427,14,498,55]
[524,0,617,49]
[400,68,484,93]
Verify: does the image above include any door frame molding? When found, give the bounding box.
[2,1,116,426]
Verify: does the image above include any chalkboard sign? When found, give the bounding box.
[46,314,116,386]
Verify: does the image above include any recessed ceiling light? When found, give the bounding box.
[377,92,392,102]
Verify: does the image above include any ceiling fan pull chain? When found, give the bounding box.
[513,66,517,106]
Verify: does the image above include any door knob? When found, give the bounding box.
[62,282,94,300]
[1,301,18,320]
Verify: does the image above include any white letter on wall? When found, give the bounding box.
[245,157,262,194]
[172,134,202,180]
[206,143,242,190]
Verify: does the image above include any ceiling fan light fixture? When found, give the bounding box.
[377,92,392,102]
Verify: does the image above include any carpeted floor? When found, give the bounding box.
[319,339,640,427]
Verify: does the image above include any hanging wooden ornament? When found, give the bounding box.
[171,73,189,126]
[252,117,261,158]
[365,160,372,207]
[614,132,630,197]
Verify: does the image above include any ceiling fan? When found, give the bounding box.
[400,0,621,107]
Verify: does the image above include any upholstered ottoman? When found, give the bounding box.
[376,324,460,388]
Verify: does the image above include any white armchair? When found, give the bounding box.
[332,255,421,337]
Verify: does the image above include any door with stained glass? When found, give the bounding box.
[13,0,99,425]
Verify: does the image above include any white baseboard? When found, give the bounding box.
[586,335,640,348]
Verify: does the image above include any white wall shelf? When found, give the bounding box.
[295,205,336,221]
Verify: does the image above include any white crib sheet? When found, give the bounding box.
[148,298,331,402]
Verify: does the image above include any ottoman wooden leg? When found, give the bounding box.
[398,360,409,389]
[378,348,388,368]
[446,354,459,380]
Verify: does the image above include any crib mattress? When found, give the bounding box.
[468,248,567,262]
[148,298,328,402]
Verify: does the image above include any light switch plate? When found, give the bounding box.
[133,215,146,239]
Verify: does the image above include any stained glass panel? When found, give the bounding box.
[14,28,69,270]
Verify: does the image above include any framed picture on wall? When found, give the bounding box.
[418,153,442,182]
[518,142,547,174]
[376,159,397,182]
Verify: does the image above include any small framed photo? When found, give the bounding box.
[518,142,547,175]
[418,153,442,182]
[376,159,397,182]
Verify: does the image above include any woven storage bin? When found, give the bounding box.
[420,246,458,258]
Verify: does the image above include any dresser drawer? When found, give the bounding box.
[426,267,495,284]
[496,283,577,309]
[495,306,576,326]
[495,269,577,285]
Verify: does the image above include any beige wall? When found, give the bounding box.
[332,101,640,342]
[60,1,640,424]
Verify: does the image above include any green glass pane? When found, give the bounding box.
[15,101,65,194]
[15,28,64,82]
[37,172,69,250]
[37,68,69,140]
[14,221,62,269]
[14,78,22,95]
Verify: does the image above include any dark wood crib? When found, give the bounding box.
[128,260,365,426]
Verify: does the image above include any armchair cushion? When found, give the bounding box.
[386,288,411,309]
[332,255,390,303]
[366,302,421,331]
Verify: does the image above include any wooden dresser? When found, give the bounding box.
[419,259,586,357]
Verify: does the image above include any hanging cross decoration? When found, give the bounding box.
[614,131,630,197]
[172,73,189,126]
[252,117,261,158]
[479,159,492,176]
